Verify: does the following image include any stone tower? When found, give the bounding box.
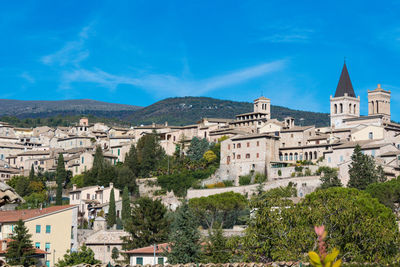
[330,63,360,127]
[368,84,391,121]
[254,96,271,119]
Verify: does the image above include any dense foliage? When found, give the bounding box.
[56,245,100,267]
[316,166,342,189]
[5,220,36,267]
[241,187,400,264]
[348,145,380,190]
[189,191,248,229]
[366,176,400,211]
[121,197,169,252]
[167,203,202,264]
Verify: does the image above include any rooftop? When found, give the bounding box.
[0,205,75,223]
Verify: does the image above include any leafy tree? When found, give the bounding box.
[377,165,387,183]
[56,245,100,267]
[365,176,400,210]
[122,197,169,252]
[70,174,85,188]
[203,150,217,163]
[348,145,378,190]
[167,203,202,264]
[124,144,140,177]
[136,133,165,177]
[7,175,31,197]
[18,192,48,209]
[115,166,136,194]
[5,220,36,267]
[316,166,342,189]
[242,187,400,264]
[111,247,119,262]
[202,224,231,263]
[189,191,247,229]
[56,153,66,205]
[107,188,116,228]
[121,186,131,227]
[187,137,209,161]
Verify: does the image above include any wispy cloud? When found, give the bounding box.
[41,24,92,66]
[20,72,35,83]
[60,60,287,96]
[261,27,314,44]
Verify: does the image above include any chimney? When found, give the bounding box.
[152,122,156,128]
[73,184,77,191]
[109,182,113,189]
[165,121,168,127]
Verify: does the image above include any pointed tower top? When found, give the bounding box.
[334,63,356,98]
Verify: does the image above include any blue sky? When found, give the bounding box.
[1,0,400,119]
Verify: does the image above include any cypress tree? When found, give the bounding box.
[29,164,35,181]
[56,153,66,205]
[107,188,116,227]
[121,186,130,227]
[124,144,140,177]
[5,219,36,267]
[167,202,202,264]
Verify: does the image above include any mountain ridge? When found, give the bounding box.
[0,97,330,127]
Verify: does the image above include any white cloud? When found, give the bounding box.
[60,60,287,96]
[20,72,35,83]
[41,25,92,66]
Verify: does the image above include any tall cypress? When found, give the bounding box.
[107,188,116,228]
[348,144,378,190]
[121,186,130,227]
[56,153,66,205]
[29,164,35,181]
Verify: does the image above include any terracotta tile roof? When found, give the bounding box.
[125,243,170,254]
[0,205,75,223]
[0,239,48,254]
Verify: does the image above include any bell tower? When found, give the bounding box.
[330,63,360,127]
[368,84,391,121]
[254,96,271,119]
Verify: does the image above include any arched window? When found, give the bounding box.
[309,151,313,160]
[279,153,283,161]
[314,151,317,160]
[354,104,356,114]
[289,153,293,161]
[294,153,298,161]
[284,153,288,161]
[334,104,337,114]
[349,103,352,113]
[305,153,308,160]
[340,103,343,113]
[376,101,379,113]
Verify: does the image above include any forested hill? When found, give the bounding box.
[125,97,330,127]
[0,97,330,127]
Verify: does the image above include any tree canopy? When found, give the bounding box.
[56,245,100,267]
[348,145,378,190]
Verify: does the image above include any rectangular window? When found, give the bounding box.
[46,225,51,233]
[45,242,50,252]
[118,149,120,156]
[247,142,250,147]
[35,242,40,249]
[340,155,343,162]
[246,154,250,159]
[158,257,164,265]
[36,225,41,233]
[256,153,259,158]
[237,143,241,148]
[257,141,260,147]
[46,261,50,267]
[228,144,230,150]
[87,194,90,199]
[81,157,84,164]
[237,155,241,159]
[369,132,373,140]
[371,150,376,157]
[136,257,143,265]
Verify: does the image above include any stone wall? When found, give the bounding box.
[187,176,321,199]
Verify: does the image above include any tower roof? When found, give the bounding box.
[334,63,356,98]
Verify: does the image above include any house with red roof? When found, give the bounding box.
[125,243,169,266]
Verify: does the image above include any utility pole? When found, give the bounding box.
[153,244,156,265]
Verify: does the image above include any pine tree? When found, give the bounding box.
[56,153,66,205]
[167,202,202,264]
[5,220,36,267]
[107,188,116,228]
[121,197,169,252]
[29,164,35,181]
[348,145,378,190]
[377,165,387,183]
[121,186,130,227]
[202,224,231,263]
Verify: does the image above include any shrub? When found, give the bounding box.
[239,175,252,186]
[278,170,282,176]
[295,165,303,172]
[206,182,226,189]
[222,180,234,187]
[291,172,296,177]
[254,173,267,184]
[304,168,312,176]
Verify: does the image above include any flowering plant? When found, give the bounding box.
[308,225,341,267]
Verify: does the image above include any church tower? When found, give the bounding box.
[368,84,391,121]
[254,96,271,119]
[330,63,360,127]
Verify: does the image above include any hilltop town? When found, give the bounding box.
[1,63,400,266]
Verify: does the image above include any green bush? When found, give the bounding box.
[278,170,282,176]
[304,168,312,176]
[239,175,252,186]
[223,180,234,187]
[291,172,296,177]
[254,173,267,184]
